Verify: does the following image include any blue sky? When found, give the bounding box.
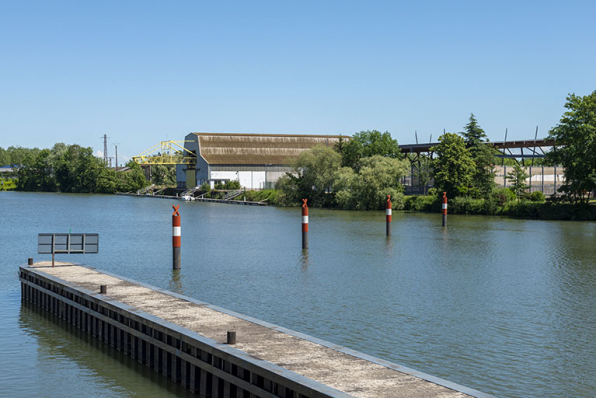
[1,1,595,163]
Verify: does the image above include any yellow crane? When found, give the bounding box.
[132,141,196,165]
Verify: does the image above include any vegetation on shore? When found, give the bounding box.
[0,143,148,193]
[273,90,596,220]
[3,90,595,221]
[276,131,408,210]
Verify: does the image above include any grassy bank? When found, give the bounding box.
[0,178,17,191]
[235,187,596,221]
[403,194,596,221]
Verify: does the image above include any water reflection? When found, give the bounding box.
[169,269,184,295]
[2,192,596,398]
[299,250,310,272]
[18,302,190,398]
[384,235,393,256]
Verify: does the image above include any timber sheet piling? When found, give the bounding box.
[20,262,493,398]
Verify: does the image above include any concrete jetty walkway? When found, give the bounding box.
[22,262,493,398]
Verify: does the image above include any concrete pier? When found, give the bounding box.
[20,262,493,398]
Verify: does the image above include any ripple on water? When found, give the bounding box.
[1,193,596,398]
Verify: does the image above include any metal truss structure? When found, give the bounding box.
[399,138,556,165]
[132,141,196,165]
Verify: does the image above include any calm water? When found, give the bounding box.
[1,192,595,398]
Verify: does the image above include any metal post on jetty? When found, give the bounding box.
[302,199,309,249]
[172,205,181,270]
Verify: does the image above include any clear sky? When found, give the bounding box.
[1,1,595,163]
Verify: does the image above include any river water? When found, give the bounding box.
[0,191,595,397]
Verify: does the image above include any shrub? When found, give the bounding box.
[0,178,17,191]
[240,189,279,203]
[215,180,241,190]
[391,192,406,210]
[482,196,500,215]
[492,187,516,206]
[197,182,212,197]
[404,195,439,212]
[450,196,485,215]
[528,191,546,202]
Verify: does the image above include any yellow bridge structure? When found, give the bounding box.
[132,140,196,165]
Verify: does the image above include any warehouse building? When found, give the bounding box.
[176,132,344,190]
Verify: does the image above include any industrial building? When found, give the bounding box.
[176,132,344,190]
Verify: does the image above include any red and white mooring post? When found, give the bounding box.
[386,195,392,236]
[302,199,309,249]
[442,192,448,227]
[172,205,181,269]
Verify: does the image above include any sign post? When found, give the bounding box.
[38,233,99,266]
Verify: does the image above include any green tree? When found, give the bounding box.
[75,146,105,192]
[50,144,106,193]
[546,91,596,203]
[95,168,119,193]
[277,145,341,206]
[0,148,8,166]
[431,133,476,198]
[151,164,177,186]
[339,130,402,169]
[7,146,40,166]
[460,114,496,197]
[461,113,487,146]
[120,160,149,192]
[17,149,58,191]
[506,164,530,201]
[334,155,408,210]
[15,143,149,194]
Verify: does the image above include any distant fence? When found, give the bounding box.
[403,165,565,196]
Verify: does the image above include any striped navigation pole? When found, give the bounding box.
[172,205,181,270]
[302,199,309,249]
[386,195,392,236]
[442,192,448,227]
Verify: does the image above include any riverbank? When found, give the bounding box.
[7,187,596,221]
[402,194,596,221]
[143,188,596,221]
[242,189,596,221]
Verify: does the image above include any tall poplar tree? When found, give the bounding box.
[460,113,496,198]
[432,133,476,198]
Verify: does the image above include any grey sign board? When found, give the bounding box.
[38,233,99,254]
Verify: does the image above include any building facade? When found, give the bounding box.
[176,133,344,190]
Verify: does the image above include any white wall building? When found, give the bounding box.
[176,133,345,190]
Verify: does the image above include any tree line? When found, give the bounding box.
[277,130,408,209]
[2,143,148,193]
[277,90,596,209]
